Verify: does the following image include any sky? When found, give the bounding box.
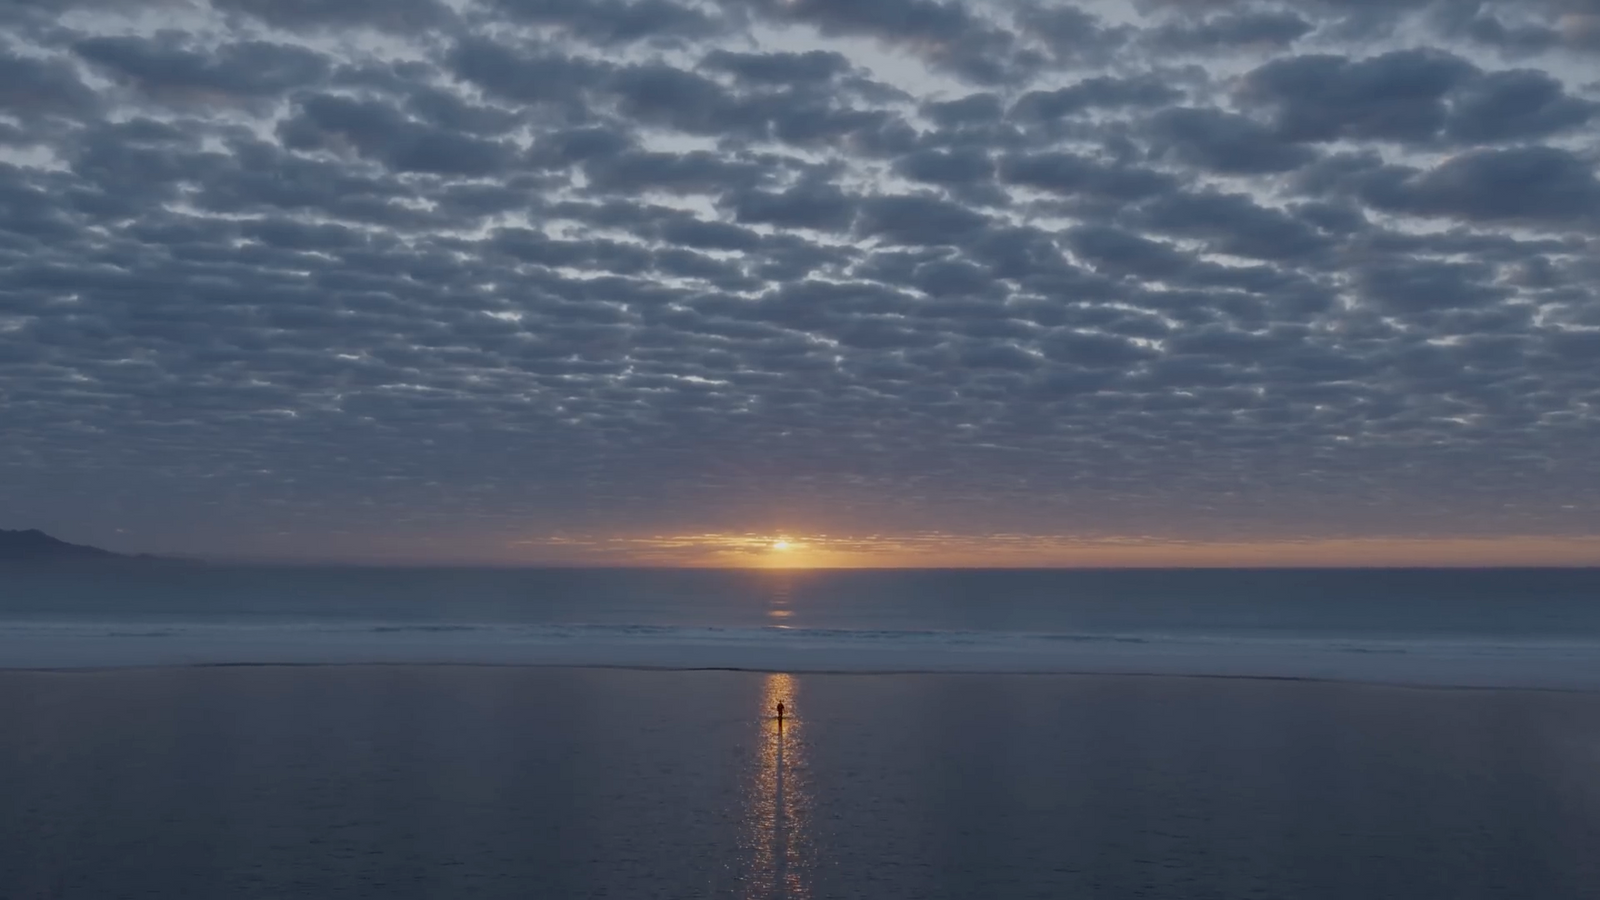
[1,0,1599,566]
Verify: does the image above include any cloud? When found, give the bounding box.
[491,0,726,45]
[1241,49,1480,143]
[724,180,858,231]
[762,0,1038,84]
[0,49,99,119]
[447,37,607,107]
[1067,225,1195,279]
[856,193,991,245]
[1129,191,1333,261]
[1011,2,1132,66]
[998,153,1178,201]
[73,36,331,105]
[584,149,774,194]
[890,146,1005,204]
[1,0,1597,558]
[921,92,1004,128]
[212,0,456,31]
[1145,10,1315,53]
[1443,69,1596,143]
[1315,146,1600,229]
[1406,147,1600,226]
[1145,107,1316,174]
[1356,258,1510,312]
[1011,76,1183,122]
[1242,47,1596,145]
[700,49,852,85]
[278,93,518,176]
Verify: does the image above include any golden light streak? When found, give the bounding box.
[738,673,812,899]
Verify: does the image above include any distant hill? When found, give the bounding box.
[0,529,162,563]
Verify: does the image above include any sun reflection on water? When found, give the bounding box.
[739,672,812,899]
[768,572,795,628]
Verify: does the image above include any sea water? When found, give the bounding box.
[3,566,1599,687]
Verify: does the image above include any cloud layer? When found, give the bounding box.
[1,0,1597,560]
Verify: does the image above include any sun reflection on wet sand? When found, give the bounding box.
[739,672,812,899]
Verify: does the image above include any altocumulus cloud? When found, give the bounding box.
[0,0,1597,560]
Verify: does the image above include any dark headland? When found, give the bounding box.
[0,529,170,564]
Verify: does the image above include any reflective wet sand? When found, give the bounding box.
[3,666,1598,899]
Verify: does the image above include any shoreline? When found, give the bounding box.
[8,631,1600,690]
[7,661,1599,694]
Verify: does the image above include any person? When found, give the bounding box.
[776,701,785,725]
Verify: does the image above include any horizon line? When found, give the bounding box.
[73,558,1600,571]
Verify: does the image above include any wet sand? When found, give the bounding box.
[3,665,1598,898]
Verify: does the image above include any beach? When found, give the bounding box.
[4,665,1598,899]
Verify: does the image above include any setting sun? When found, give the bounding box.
[771,539,792,551]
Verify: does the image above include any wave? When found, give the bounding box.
[4,621,1599,689]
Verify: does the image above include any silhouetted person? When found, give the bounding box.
[776,701,785,726]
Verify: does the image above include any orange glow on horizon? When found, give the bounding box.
[506,531,1600,568]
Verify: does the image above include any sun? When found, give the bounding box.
[771,538,792,551]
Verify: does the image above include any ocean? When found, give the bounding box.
[4,566,1600,686]
[3,567,1600,898]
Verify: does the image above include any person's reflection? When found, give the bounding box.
[742,672,811,899]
